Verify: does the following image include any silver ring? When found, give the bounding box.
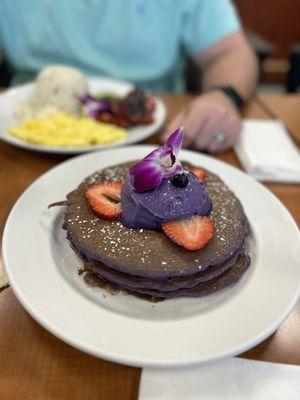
[214,133,226,143]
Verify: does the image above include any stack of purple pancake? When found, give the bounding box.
[64,162,251,299]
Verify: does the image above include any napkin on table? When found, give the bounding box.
[234,119,300,183]
[139,357,300,400]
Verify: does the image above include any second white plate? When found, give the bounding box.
[0,77,166,154]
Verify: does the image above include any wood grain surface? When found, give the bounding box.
[0,94,299,400]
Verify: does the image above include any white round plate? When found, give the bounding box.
[3,147,300,368]
[0,77,166,154]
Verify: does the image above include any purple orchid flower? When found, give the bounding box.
[130,127,183,192]
[79,95,110,118]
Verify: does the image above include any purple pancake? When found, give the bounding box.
[64,162,251,299]
[74,240,245,292]
[65,163,249,278]
[98,254,251,299]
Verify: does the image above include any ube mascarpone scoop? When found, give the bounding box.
[120,128,212,229]
[120,172,211,229]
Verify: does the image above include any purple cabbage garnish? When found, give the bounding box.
[129,127,183,192]
[80,95,110,118]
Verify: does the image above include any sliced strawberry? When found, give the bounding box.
[191,167,206,182]
[85,182,122,220]
[162,215,215,251]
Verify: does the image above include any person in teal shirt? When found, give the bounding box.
[0,0,258,152]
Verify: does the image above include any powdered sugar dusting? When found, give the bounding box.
[65,162,248,277]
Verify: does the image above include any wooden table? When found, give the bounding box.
[0,94,300,400]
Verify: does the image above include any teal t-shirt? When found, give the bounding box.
[0,0,240,92]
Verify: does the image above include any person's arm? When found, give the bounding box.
[198,30,258,101]
[163,31,259,152]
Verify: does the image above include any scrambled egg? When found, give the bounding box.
[9,112,127,147]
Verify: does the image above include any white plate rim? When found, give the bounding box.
[3,147,300,368]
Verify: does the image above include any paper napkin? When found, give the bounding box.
[139,358,300,400]
[234,119,300,183]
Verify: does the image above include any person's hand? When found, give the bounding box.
[162,90,242,152]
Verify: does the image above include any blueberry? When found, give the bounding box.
[172,173,189,188]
